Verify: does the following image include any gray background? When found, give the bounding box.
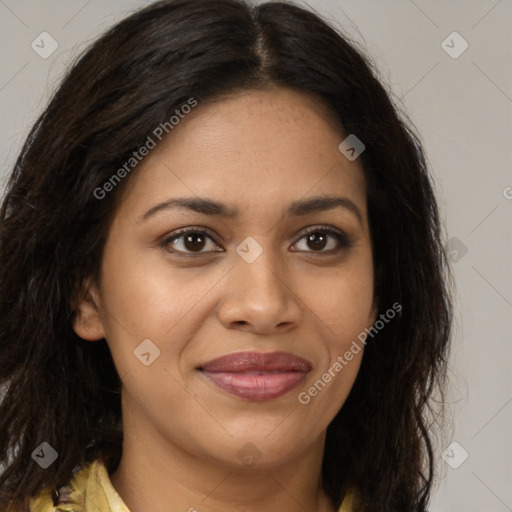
[0,1,511,511]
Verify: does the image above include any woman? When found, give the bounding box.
[0,0,453,511]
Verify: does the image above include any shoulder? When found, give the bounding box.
[26,459,129,512]
[338,489,356,512]
[26,488,56,512]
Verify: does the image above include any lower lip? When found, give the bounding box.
[201,370,309,400]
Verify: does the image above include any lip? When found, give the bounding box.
[198,351,312,400]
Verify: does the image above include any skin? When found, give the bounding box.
[73,86,377,512]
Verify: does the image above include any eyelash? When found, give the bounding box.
[159,224,353,258]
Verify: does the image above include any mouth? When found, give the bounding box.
[198,351,312,401]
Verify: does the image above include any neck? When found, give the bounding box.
[110,408,337,512]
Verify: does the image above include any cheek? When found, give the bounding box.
[97,248,224,366]
[306,262,374,343]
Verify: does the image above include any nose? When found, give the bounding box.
[216,249,304,335]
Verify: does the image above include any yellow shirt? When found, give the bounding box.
[28,459,354,511]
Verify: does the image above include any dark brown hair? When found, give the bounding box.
[0,1,453,510]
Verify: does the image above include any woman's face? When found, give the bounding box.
[74,87,376,470]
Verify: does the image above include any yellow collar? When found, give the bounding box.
[30,459,353,512]
[30,459,129,512]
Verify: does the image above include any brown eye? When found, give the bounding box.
[161,228,222,255]
[180,232,207,252]
[305,232,329,251]
[292,226,352,254]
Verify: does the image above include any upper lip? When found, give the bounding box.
[199,351,312,373]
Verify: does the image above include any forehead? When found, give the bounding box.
[118,87,367,219]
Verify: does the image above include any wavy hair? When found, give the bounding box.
[0,0,453,510]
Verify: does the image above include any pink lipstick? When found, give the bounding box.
[199,351,311,400]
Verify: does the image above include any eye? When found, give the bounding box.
[160,227,222,256]
[291,225,353,254]
[160,224,353,257]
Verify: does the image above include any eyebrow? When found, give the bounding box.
[139,195,364,225]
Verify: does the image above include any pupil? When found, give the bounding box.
[184,233,205,251]
[308,232,326,250]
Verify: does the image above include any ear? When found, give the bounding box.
[71,277,106,341]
